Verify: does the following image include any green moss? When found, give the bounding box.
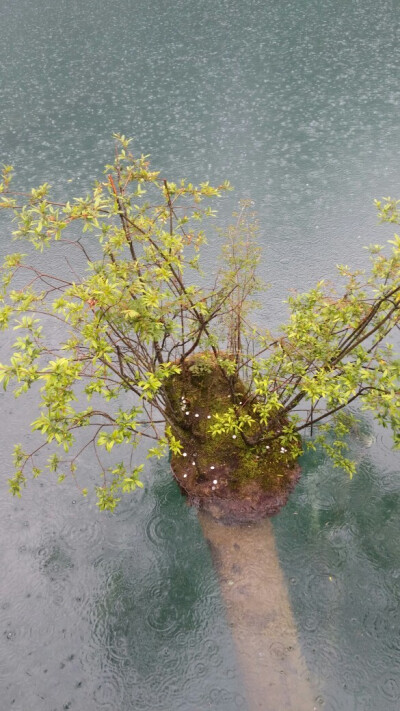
[165,353,300,496]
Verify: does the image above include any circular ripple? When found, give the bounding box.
[203,639,220,663]
[301,614,320,634]
[89,605,109,649]
[60,515,104,551]
[316,637,343,669]
[105,634,131,667]
[208,687,239,707]
[304,570,342,609]
[192,661,208,679]
[313,690,343,711]
[208,687,224,705]
[380,677,400,702]
[269,640,290,661]
[340,666,369,696]
[146,602,180,635]
[145,510,180,547]
[92,672,123,708]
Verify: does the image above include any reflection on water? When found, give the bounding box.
[0,468,244,710]
[3,443,399,709]
[0,0,400,708]
[274,439,400,711]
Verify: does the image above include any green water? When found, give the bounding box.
[0,0,399,708]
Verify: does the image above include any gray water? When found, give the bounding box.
[0,0,399,708]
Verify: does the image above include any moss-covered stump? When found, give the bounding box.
[166,354,301,523]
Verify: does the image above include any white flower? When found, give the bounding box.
[213,479,218,485]
[266,445,270,449]
[280,447,287,453]
[211,486,215,491]
[185,411,190,415]
[232,435,237,439]
[183,473,187,478]
[210,466,215,470]
[182,452,187,457]
[192,461,196,465]
[207,415,211,419]
[195,413,199,418]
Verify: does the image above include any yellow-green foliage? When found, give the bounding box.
[0,139,399,510]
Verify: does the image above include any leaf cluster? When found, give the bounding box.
[0,141,399,509]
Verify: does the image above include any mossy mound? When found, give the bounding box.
[166,353,301,522]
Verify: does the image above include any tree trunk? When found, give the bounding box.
[165,354,301,522]
[199,511,316,710]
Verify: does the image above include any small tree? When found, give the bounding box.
[0,136,399,517]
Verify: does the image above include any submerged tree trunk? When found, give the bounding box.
[167,356,314,706]
[165,354,301,522]
[198,511,316,711]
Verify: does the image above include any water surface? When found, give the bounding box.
[0,1,399,708]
